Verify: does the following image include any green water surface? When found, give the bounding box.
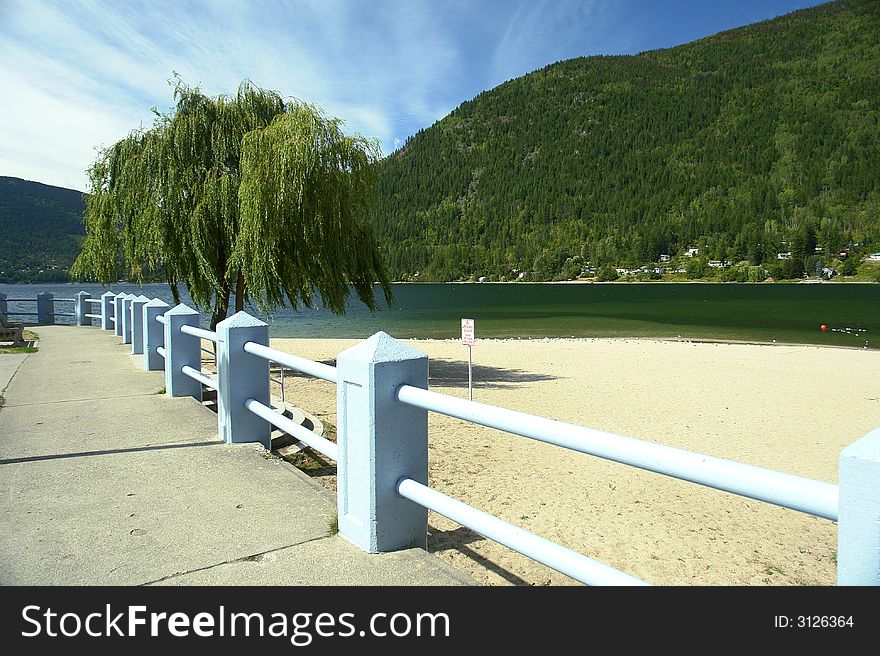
[3,282,877,347]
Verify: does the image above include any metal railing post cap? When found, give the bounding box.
[337,330,426,364]
[123,292,137,300]
[101,291,115,299]
[134,294,151,303]
[217,309,267,333]
[165,302,199,317]
[115,291,126,299]
[144,297,169,309]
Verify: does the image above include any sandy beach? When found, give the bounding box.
[266,336,880,586]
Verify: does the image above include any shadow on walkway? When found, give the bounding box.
[0,440,222,465]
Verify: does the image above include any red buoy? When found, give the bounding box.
[820,324,827,331]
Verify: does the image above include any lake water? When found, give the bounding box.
[2,282,877,348]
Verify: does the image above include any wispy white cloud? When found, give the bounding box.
[491,0,632,83]
[0,0,821,191]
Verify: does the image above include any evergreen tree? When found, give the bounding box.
[372,0,880,281]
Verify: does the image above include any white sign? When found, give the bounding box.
[461,318,475,346]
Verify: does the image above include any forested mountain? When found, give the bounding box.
[0,177,85,282]
[373,0,880,281]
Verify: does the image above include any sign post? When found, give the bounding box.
[461,318,475,401]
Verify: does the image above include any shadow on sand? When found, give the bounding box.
[428,358,560,390]
[269,357,560,390]
[427,525,533,586]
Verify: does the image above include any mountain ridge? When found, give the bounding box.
[3,1,879,284]
[0,176,85,283]
[372,0,880,281]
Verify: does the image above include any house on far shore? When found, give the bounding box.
[867,253,880,261]
[685,247,699,257]
[708,260,731,268]
[659,254,671,262]
[777,252,792,260]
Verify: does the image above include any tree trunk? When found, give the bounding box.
[210,281,231,332]
[235,270,245,313]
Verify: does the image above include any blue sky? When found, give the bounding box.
[0,0,824,192]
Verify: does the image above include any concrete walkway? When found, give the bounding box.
[0,325,471,586]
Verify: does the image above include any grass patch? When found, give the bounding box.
[328,515,338,536]
[0,346,38,354]
[0,393,4,410]
[154,386,166,394]
[284,449,336,476]
[280,420,337,477]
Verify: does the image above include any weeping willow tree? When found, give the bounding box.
[72,78,392,329]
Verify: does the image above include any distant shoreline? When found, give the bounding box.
[274,335,871,351]
[394,279,878,285]
[3,279,877,287]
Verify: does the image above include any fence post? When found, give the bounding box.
[216,311,270,448]
[163,304,202,400]
[0,292,7,316]
[114,293,125,337]
[121,294,136,344]
[75,291,91,326]
[336,331,429,553]
[837,427,880,585]
[143,298,169,371]
[36,292,54,325]
[130,295,149,354]
[100,292,114,330]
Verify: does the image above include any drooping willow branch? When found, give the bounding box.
[72,78,392,329]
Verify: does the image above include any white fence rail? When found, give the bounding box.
[181,324,217,343]
[396,477,648,586]
[396,385,839,521]
[244,341,338,382]
[244,398,338,461]
[0,291,85,325]
[66,290,880,586]
[182,365,218,390]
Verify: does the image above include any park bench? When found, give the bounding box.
[0,313,25,344]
